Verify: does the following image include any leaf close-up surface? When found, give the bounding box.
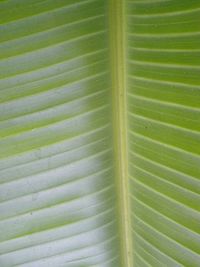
[0,0,199,266]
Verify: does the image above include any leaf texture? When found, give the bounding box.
[0,0,200,267]
[0,1,120,266]
[127,1,200,266]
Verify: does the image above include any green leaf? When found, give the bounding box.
[127,1,200,266]
[0,0,199,266]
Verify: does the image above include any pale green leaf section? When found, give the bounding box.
[0,1,121,266]
[127,1,200,266]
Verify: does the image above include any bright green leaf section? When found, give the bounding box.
[127,1,200,266]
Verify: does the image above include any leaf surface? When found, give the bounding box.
[0,0,199,266]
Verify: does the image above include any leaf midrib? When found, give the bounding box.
[109,0,133,266]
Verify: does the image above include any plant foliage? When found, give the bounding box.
[0,0,199,266]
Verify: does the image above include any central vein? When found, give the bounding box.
[109,0,133,266]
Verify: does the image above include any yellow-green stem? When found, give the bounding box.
[109,0,133,266]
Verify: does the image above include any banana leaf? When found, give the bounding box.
[0,0,199,266]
